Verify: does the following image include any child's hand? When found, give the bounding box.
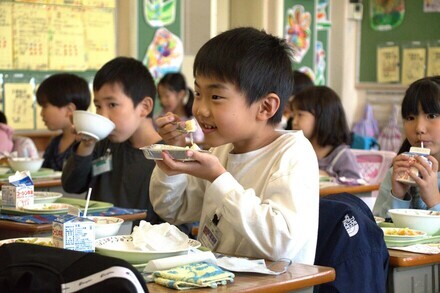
[391,154,412,198]
[156,150,226,182]
[155,112,187,147]
[410,155,440,208]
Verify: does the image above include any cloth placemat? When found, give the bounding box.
[0,207,146,224]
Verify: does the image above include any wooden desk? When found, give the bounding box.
[388,249,440,292]
[319,184,380,196]
[147,262,335,293]
[0,212,147,240]
[0,178,62,189]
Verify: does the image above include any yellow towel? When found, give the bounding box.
[153,261,235,290]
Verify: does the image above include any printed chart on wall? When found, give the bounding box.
[0,0,116,130]
[283,0,330,86]
[138,0,183,83]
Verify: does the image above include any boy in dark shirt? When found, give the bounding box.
[62,57,191,234]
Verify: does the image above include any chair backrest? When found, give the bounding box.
[314,193,389,293]
[350,149,396,184]
[12,136,39,158]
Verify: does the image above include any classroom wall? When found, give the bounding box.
[116,0,408,130]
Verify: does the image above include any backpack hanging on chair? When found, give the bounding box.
[378,104,402,153]
[352,104,379,138]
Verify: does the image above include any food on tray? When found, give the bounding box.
[2,238,53,247]
[383,227,424,236]
[185,119,197,132]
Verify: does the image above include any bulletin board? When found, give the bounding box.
[283,0,331,85]
[358,1,440,84]
[137,0,182,82]
[0,0,116,130]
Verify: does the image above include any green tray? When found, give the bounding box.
[0,197,113,215]
[0,168,55,180]
[385,235,440,247]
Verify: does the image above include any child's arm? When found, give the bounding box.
[373,168,411,218]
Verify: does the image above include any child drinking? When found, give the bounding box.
[291,85,363,181]
[36,73,91,171]
[151,27,319,263]
[61,57,192,234]
[373,76,440,218]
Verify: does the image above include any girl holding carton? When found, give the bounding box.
[152,27,319,263]
[290,85,363,182]
[36,74,91,171]
[373,76,440,218]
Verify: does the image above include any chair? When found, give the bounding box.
[314,193,389,293]
[350,149,396,185]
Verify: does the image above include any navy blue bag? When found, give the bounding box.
[314,193,389,293]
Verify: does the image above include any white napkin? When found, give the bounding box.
[131,221,189,252]
[142,249,217,273]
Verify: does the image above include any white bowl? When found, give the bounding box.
[95,235,201,264]
[87,216,124,239]
[389,209,440,235]
[73,110,115,141]
[8,157,44,172]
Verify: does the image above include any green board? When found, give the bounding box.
[359,1,440,83]
[137,0,182,63]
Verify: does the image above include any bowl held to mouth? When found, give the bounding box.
[73,111,115,141]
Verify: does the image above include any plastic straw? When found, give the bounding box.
[83,187,92,217]
[421,141,424,148]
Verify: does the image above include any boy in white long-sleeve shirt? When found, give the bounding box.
[151,27,319,264]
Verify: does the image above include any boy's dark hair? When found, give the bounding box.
[93,57,156,118]
[36,73,91,110]
[0,111,7,124]
[398,75,440,154]
[292,85,350,147]
[193,27,294,125]
[292,70,314,95]
[158,72,194,117]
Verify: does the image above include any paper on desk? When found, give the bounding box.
[389,244,440,254]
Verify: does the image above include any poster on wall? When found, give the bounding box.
[143,28,183,82]
[4,83,35,130]
[284,4,312,63]
[139,0,182,83]
[0,2,13,69]
[144,0,176,27]
[370,0,405,31]
[427,42,440,76]
[314,40,326,85]
[424,0,440,12]
[377,44,400,83]
[401,45,426,85]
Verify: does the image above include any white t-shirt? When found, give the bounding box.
[150,131,319,264]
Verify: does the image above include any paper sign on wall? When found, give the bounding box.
[377,45,400,83]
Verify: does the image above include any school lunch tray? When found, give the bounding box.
[379,221,440,247]
[0,197,113,215]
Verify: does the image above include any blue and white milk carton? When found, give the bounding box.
[52,214,95,252]
[1,171,34,208]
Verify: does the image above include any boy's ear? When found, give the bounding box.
[138,96,154,117]
[256,93,280,121]
[66,102,77,115]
